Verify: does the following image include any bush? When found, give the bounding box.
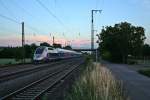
[138,69,150,77]
[127,60,137,65]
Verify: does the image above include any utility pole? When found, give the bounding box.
[96,49,98,62]
[53,36,55,46]
[22,22,25,64]
[91,10,102,53]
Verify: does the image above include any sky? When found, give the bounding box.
[0,0,150,49]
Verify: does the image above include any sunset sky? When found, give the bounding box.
[0,0,150,49]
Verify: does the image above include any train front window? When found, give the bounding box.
[35,47,45,54]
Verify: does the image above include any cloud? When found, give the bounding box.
[0,34,92,49]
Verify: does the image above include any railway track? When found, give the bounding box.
[0,58,80,83]
[1,59,84,100]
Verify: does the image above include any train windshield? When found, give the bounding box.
[35,47,45,54]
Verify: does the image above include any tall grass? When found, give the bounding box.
[66,62,128,100]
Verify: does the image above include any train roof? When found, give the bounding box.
[56,48,82,54]
[37,46,82,54]
[56,48,74,52]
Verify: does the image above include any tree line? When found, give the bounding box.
[0,44,37,59]
[97,22,150,63]
[0,42,72,59]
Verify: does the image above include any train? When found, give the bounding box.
[33,46,82,63]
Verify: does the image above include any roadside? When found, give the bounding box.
[125,64,150,78]
[0,58,31,67]
[102,61,150,100]
[124,63,150,71]
[65,60,127,100]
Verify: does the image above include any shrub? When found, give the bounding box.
[138,69,150,77]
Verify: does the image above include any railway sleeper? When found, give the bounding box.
[16,93,36,96]
[11,97,33,100]
[15,96,34,98]
[25,89,42,92]
[22,91,40,94]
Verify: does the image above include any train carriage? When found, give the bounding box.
[33,46,81,63]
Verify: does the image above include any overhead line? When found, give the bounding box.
[10,0,63,35]
[36,0,71,43]
[25,23,46,34]
[0,13,20,24]
[11,0,66,35]
[10,0,35,18]
[0,14,44,35]
[10,0,46,34]
[0,0,18,21]
[0,27,19,34]
[35,0,66,28]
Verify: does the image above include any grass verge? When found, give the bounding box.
[138,69,150,77]
[66,61,128,100]
[0,58,31,66]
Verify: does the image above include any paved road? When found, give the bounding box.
[103,62,150,100]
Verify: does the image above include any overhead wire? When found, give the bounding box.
[0,1,21,35]
[0,27,19,35]
[10,0,48,35]
[94,0,104,48]
[0,21,20,34]
[0,0,19,22]
[10,0,35,18]
[0,14,47,44]
[25,25,39,34]
[0,1,59,45]
[0,13,43,35]
[0,13,20,24]
[95,0,105,9]
[36,0,71,45]
[35,0,68,31]
[95,0,99,9]
[101,0,105,10]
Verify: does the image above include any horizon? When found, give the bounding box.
[0,0,150,49]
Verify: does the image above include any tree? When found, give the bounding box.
[40,42,50,47]
[30,43,38,59]
[24,44,32,58]
[63,45,72,50]
[98,22,146,63]
[14,47,23,60]
[142,44,150,57]
[53,43,62,48]
[0,44,38,59]
[30,43,37,50]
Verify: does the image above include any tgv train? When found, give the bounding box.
[33,46,82,63]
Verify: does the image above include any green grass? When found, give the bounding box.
[0,58,31,66]
[66,62,128,100]
[138,69,150,77]
[127,59,150,65]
